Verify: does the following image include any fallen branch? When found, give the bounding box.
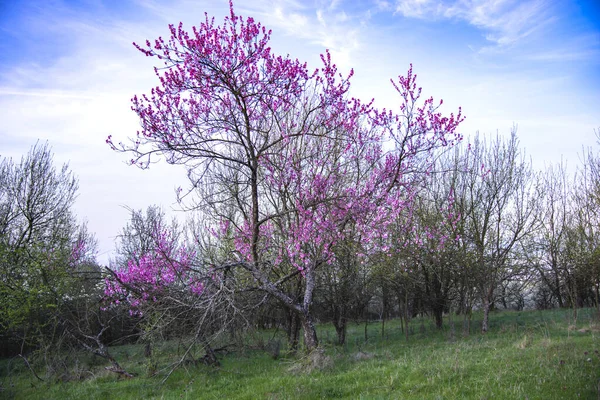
[18,354,44,382]
[104,366,134,379]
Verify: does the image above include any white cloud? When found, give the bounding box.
[394,0,436,18]
[0,88,97,99]
[328,0,342,11]
[234,0,365,71]
[375,0,393,10]
[335,11,348,22]
[394,0,554,49]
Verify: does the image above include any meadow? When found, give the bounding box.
[1,308,598,399]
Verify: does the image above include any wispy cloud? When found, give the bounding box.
[236,0,369,70]
[521,32,600,62]
[394,0,554,49]
[0,88,101,99]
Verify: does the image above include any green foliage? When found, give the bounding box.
[0,142,98,354]
[3,308,598,399]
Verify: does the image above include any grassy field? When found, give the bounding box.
[1,308,599,399]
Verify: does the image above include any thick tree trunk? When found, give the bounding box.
[241,260,317,352]
[299,265,319,352]
[300,311,319,351]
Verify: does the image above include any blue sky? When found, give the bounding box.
[1,0,599,264]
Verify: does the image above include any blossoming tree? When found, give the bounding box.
[107,1,463,351]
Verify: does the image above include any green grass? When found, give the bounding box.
[2,308,599,399]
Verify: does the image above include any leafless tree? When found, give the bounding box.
[457,130,540,333]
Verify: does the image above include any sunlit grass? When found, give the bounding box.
[2,308,599,399]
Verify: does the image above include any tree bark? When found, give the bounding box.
[300,311,319,351]
[481,286,494,333]
[332,315,347,345]
[595,282,600,321]
[554,266,564,308]
[433,305,444,330]
[298,265,319,352]
[287,311,301,351]
[481,300,490,333]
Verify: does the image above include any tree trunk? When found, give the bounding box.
[554,272,564,308]
[456,284,465,315]
[595,282,600,321]
[481,278,495,333]
[481,301,490,333]
[364,307,369,342]
[381,280,388,339]
[402,289,410,341]
[399,309,404,334]
[300,311,318,352]
[481,289,493,333]
[287,311,301,351]
[333,315,347,345]
[246,261,319,353]
[501,285,508,309]
[298,265,319,352]
[433,305,444,330]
